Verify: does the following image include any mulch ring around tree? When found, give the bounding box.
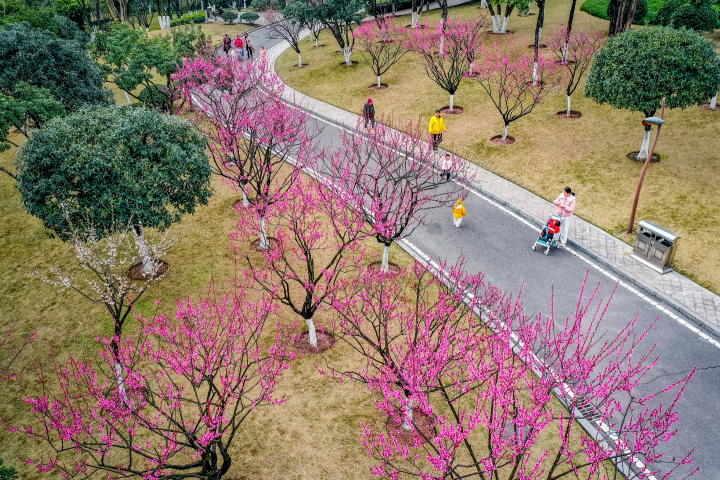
[294,326,335,355]
[386,406,437,446]
[440,106,463,115]
[557,111,582,119]
[367,261,403,275]
[294,64,309,68]
[312,44,326,48]
[369,84,389,90]
[527,43,547,49]
[490,135,515,146]
[627,152,660,163]
[127,261,169,281]
[250,237,280,251]
[405,24,427,28]
[700,104,720,111]
[340,61,359,67]
[486,30,513,35]
[518,12,536,15]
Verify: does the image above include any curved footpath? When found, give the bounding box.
[240,13,720,477]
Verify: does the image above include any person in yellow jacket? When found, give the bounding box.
[453,198,467,228]
[429,109,446,151]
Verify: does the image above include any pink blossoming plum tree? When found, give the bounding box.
[235,177,368,349]
[17,282,294,480]
[406,17,485,112]
[354,15,409,89]
[473,36,562,142]
[549,27,604,117]
[360,277,697,480]
[320,118,466,272]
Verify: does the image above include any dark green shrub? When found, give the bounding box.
[240,11,260,23]
[221,10,239,23]
[656,0,684,24]
[670,0,718,31]
[0,458,18,480]
[138,84,172,110]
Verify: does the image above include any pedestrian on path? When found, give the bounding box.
[429,109,446,151]
[453,197,466,228]
[553,187,576,247]
[233,34,244,61]
[260,46,267,61]
[245,33,254,59]
[363,98,375,133]
[440,152,452,181]
[222,34,231,57]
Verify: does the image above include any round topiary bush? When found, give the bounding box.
[670,1,718,31]
[240,11,259,23]
[221,10,238,23]
[655,0,684,25]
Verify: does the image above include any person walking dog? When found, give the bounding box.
[453,198,467,228]
[429,109,446,151]
[553,187,576,247]
[363,98,375,133]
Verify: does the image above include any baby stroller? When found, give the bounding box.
[532,215,562,255]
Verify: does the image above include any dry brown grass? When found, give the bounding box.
[275,0,720,293]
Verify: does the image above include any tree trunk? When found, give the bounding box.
[305,317,318,347]
[242,184,249,207]
[532,62,538,85]
[297,52,302,67]
[439,18,445,54]
[563,0,578,62]
[259,217,270,250]
[481,0,488,7]
[567,95,572,116]
[115,362,128,402]
[342,47,352,65]
[315,36,319,47]
[449,94,454,112]
[638,128,651,159]
[133,225,155,275]
[710,93,718,110]
[402,398,415,430]
[502,124,509,142]
[381,243,390,272]
[378,75,382,87]
[491,15,500,32]
[124,91,132,104]
[501,15,510,33]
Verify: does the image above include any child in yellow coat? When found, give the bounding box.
[453,198,466,228]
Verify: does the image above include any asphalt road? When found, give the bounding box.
[245,27,720,478]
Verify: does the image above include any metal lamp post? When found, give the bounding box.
[627,97,666,234]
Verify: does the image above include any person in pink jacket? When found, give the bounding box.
[553,187,576,247]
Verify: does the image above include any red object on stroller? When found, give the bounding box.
[532,215,562,255]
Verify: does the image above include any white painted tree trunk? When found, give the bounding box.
[242,185,249,207]
[124,91,132,104]
[259,217,270,250]
[412,11,419,28]
[146,27,149,32]
[115,362,128,403]
[501,15,509,33]
[377,75,382,87]
[566,95,572,116]
[297,52,302,66]
[562,42,568,63]
[133,227,154,275]
[638,129,651,159]
[381,244,390,272]
[710,93,718,110]
[536,26,542,45]
[315,36,319,47]
[481,0,488,7]
[341,47,352,65]
[439,18,445,54]
[449,94,454,112]
[402,399,415,430]
[491,15,500,32]
[532,62,538,86]
[502,124,509,142]
[305,317,318,347]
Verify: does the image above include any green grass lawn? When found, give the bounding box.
[276,0,720,294]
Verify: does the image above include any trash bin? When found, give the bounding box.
[630,220,681,274]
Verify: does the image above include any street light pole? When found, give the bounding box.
[627,97,666,234]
